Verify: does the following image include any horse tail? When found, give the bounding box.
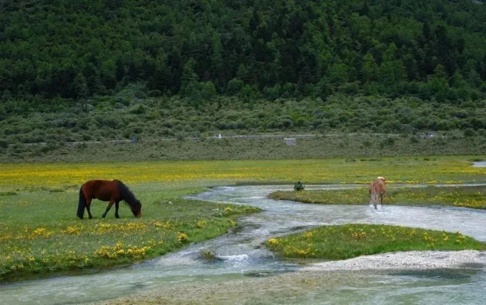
[77,186,86,219]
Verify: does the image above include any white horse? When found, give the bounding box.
[369,176,386,209]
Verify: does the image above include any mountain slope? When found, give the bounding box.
[0,0,484,101]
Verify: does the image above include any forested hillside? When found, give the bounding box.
[0,0,485,161]
[1,0,485,102]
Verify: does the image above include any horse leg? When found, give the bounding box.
[372,193,378,209]
[86,199,93,219]
[102,200,115,218]
[114,201,120,219]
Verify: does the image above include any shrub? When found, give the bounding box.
[226,78,244,95]
[129,104,146,114]
[294,181,305,191]
[464,128,476,137]
[148,90,162,97]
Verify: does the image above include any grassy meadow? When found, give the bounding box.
[1,156,485,281]
[266,224,486,260]
[269,185,486,209]
[0,182,259,282]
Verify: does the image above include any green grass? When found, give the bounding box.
[266,224,486,260]
[1,156,485,194]
[267,180,486,260]
[268,185,486,209]
[1,156,485,281]
[0,183,259,282]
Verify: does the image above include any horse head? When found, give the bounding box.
[131,200,142,218]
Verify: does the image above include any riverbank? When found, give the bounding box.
[268,184,486,209]
[89,182,486,305]
[302,250,486,271]
[91,250,485,305]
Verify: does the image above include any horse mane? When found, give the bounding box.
[114,180,139,207]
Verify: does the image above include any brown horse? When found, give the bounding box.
[369,176,386,209]
[77,180,142,219]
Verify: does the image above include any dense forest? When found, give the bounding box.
[1,0,485,102]
[0,0,485,159]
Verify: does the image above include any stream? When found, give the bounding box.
[1,184,485,304]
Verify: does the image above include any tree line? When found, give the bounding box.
[0,0,485,106]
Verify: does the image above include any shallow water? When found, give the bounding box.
[1,185,485,305]
[473,161,486,167]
